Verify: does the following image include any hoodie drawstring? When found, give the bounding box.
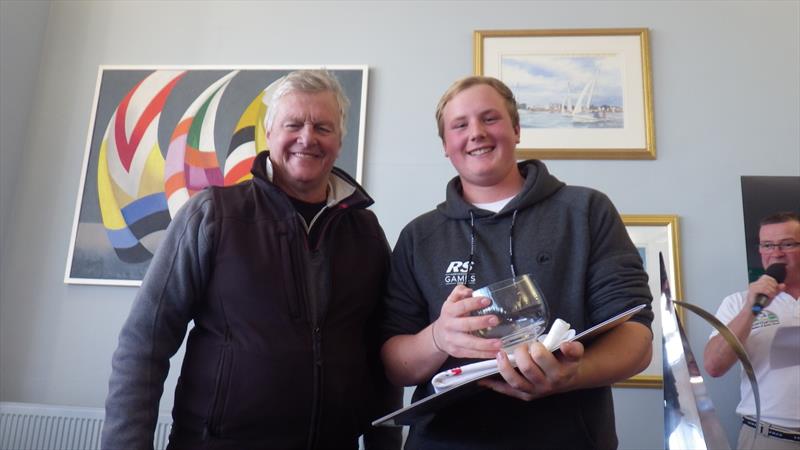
[509,209,518,278]
[465,211,476,286]
[465,209,519,286]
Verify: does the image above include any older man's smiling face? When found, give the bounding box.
[267,90,342,202]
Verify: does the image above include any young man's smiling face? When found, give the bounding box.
[441,83,521,197]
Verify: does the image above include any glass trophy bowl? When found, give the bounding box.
[471,274,550,350]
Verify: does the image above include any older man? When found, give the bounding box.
[704,211,800,449]
[103,70,400,450]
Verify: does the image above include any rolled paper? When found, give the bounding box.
[430,320,577,393]
[540,318,571,351]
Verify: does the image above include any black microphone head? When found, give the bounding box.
[765,263,787,283]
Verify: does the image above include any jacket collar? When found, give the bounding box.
[250,151,374,209]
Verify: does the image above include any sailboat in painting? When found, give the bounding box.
[571,77,602,123]
[560,82,573,116]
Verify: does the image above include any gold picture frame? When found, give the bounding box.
[614,215,683,389]
[474,28,655,160]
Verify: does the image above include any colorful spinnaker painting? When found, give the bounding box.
[66,66,368,285]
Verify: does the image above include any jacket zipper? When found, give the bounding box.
[301,214,329,449]
[303,207,346,448]
[204,326,231,439]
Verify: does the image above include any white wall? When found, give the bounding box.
[0,0,50,323]
[1,2,798,449]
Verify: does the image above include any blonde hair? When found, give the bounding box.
[435,76,520,140]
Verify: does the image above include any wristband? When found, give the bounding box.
[431,322,445,354]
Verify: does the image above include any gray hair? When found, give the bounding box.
[265,70,350,140]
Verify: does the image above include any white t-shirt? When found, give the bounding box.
[472,195,515,213]
[710,291,800,427]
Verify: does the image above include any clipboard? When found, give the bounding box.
[372,304,647,427]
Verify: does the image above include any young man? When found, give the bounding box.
[704,212,800,449]
[379,76,654,449]
[102,70,400,450]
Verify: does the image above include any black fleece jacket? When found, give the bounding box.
[104,152,401,450]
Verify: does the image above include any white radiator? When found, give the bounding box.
[0,402,172,450]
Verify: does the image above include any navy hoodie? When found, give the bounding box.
[381,159,653,450]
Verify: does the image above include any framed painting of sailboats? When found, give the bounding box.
[474,28,655,160]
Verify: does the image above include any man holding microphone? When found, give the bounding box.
[704,211,800,449]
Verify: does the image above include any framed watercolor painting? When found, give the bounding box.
[615,214,683,388]
[474,28,655,160]
[65,65,368,286]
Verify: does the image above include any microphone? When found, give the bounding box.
[752,263,787,315]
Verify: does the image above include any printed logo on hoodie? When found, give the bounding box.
[444,260,476,286]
